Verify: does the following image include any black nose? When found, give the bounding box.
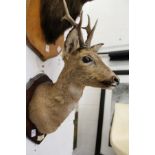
[112,76,120,85]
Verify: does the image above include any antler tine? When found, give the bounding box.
[77,12,85,47]
[62,0,77,26]
[82,15,91,34]
[62,0,85,48]
[85,19,98,47]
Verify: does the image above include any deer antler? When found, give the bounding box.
[62,0,97,48]
[62,0,77,26]
[82,15,91,34]
[77,12,85,47]
[83,15,98,47]
[62,0,85,47]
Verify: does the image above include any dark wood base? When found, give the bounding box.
[26,73,53,144]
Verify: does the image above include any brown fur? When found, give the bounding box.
[29,48,119,134]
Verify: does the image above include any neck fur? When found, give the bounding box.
[54,66,85,102]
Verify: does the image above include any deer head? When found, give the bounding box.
[61,0,119,89]
[28,0,120,136]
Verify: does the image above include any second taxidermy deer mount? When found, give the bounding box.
[41,0,94,43]
[29,0,119,134]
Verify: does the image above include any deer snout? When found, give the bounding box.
[101,74,119,88]
[111,75,120,85]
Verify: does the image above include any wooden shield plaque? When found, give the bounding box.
[26,73,53,144]
[26,0,64,61]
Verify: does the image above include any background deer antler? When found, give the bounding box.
[62,0,85,47]
[62,0,77,26]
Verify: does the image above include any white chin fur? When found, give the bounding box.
[107,86,116,90]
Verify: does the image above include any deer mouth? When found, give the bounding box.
[100,80,117,88]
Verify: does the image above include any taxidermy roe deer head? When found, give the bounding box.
[29,0,119,134]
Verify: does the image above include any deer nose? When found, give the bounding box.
[112,76,120,85]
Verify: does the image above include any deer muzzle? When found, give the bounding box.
[101,74,120,88]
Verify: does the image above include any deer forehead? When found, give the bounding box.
[67,49,103,66]
[77,49,100,59]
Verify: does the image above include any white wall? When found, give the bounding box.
[82,0,129,52]
[73,87,101,155]
[26,46,75,155]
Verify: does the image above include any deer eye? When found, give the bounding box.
[82,56,93,63]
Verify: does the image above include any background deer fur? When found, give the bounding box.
[40,0,93,43]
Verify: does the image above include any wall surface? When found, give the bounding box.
[73,87,101,155]
[82,0,129,52]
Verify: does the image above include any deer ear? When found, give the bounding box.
[91,43,104,52]
[64,28,80,55]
